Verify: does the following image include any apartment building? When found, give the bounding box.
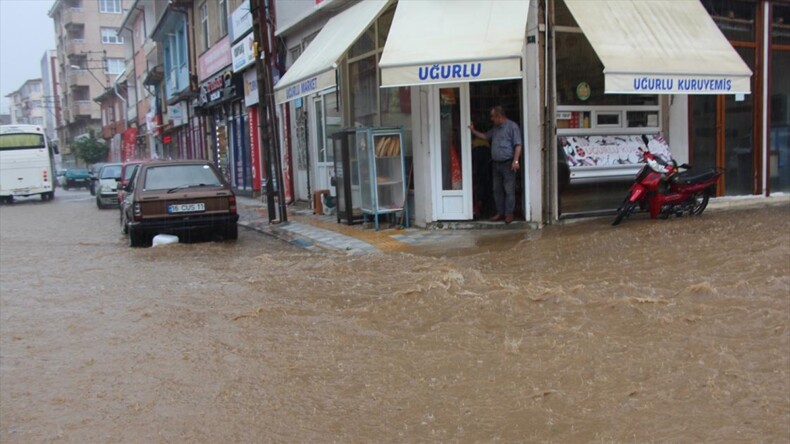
[49,0,130,157]
[5,79,46,128]
[40,50,62,145]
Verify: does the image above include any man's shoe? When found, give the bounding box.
[504,214,514,224]
[488,214,503,222]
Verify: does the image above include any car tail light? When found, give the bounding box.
[43,170,48,182]
[133,202,142,221]
[228,195,237,215]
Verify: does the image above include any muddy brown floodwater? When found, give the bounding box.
[1,192,789,442]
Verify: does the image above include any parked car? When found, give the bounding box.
[94,163,122,209]
[121,160,239,247]
[88,163,105,195]
[62,167,92,190]
[117,160,144,204]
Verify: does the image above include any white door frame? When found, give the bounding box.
[309,89,337,196]
[430,83,472,220]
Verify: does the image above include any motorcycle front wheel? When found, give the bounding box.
[612,196,637,226]
[689,190,711,216]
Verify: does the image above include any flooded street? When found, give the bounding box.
[1,191,788,442]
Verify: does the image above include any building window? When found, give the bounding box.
[105,58,125,74]
[101,28,123,44]
[200,2,209,51]
[33,117,44,126]
[99,0,121,14]
[219,0,228,37]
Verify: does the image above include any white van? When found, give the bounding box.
[0,125,57,203]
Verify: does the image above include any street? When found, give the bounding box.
[1,191,788,442]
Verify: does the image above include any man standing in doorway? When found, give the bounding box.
[469,106,522,224]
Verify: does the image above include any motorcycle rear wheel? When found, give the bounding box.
[689,190,710,216]
[613,197,637,226]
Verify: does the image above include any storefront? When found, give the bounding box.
[232,0,262,196]
[691,0,790,197]
[196,68,246,188]
[379,1,534,225]
[273,0,760,227]
[550,0,752,218]
[274,0,392,206]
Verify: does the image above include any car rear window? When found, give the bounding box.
[100,165,122,179]
[143,164,222,190]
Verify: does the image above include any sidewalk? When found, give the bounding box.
[237,194,790,255]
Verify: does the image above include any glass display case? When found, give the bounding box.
[331,129,364,225]
[354,127,408,230]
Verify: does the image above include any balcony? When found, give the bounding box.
[67,68,91,85]
[64,39,86,56]
[62,8,85,31]
[71,101,99,119]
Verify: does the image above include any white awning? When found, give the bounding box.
[379,1,529,87]
[564,0,752,95]
[273,0,390,104]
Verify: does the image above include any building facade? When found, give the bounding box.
[49,0,130,161]
[5,79,46,128]
[40,50,62,146]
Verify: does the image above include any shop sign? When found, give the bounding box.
[606,74,750,95]
[198,36,231,81]
[229,0,253,43]
[244,68,259,107]
[232,33,256,73]
[380,58,521,87]
[168,101,186,127]
[285,76,319,101]
[199,70,243,107]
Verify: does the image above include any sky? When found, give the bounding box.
[0,0,56,113]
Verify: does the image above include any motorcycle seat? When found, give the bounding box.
[675,169,719,185]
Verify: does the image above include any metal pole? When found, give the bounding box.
[252,0,277,220]
[260,0,288,222]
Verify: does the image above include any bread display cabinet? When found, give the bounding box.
[331,129,364,225]
[354,127,408,230]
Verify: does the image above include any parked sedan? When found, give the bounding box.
[121,160,239,247]
[94,163,122,209]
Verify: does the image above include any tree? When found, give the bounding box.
[73,130,109,165]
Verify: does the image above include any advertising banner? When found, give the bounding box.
[198,36,231,81]
[122,127,138,162]
[247,107,261,192]
[559,134,671,168]
[229,0,252,43]
[232,33,256,73]
[243,68,258,107]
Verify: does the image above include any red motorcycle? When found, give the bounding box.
[612,146,722,226]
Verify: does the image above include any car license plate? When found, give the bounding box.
[168,203,205,213]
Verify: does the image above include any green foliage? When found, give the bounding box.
[73,130,108,165]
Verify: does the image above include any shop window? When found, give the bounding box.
[377,9,395,48]
[349,25,375,58]
[770,4,789,193]
[200,2,209,51]
[554,0,579,27]
[219,0,228,37]
[595,112,620,128]
[555,32,657,107]
[702,0,755,42]
[774,4,790,46]
[349,55,377,127]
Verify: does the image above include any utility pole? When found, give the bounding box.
[252,0,287,223]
